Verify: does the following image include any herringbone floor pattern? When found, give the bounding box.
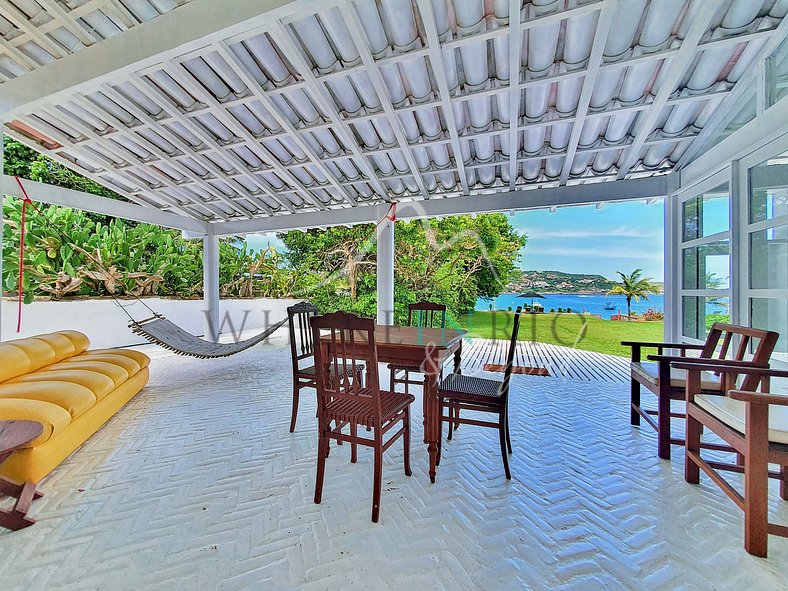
[1,335,786,590]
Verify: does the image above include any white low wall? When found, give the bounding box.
[1,297,301,348]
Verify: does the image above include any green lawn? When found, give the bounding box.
[455,311,664,357]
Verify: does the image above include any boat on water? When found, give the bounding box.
[602,301,616,310]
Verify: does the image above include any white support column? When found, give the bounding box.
[203,227,220,341]
[0,120,4,342]
[376,214,395,326]
[663,176,680,342]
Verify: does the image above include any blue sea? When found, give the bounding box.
[476,293,663,320]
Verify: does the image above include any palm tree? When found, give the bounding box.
[607,269,660,321]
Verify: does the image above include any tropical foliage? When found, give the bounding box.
[3,137,524,316]
[280,215,525,323]
[607,268,661,320]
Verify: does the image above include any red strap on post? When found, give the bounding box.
[14,176,34,333]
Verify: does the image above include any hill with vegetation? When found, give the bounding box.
[507,270,616,294]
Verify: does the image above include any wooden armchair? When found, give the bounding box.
[623,323,779,460]
[674,360,788,557]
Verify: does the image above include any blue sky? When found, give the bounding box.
[511,200,665,281]
[245,199,665,282]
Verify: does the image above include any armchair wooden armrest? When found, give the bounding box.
[728,390,788,405]
[621,341,705,350]
[670,360,776,373]
[623,340,704,363]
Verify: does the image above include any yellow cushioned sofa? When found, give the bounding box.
[0,331,150,485]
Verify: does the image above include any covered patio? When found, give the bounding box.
[1,337,787,589]
[1,0,788,587]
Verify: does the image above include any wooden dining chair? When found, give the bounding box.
[388,301,448,395]
[311,312,415,522]
[287,302,363,433]
[623,323,779,459]
[674,359,788,557]
[437,307,522,479]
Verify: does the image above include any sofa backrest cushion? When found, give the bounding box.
[0,331,90,384]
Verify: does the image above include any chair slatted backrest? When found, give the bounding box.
[700,323,780,391]
[408,301,446,329]
[311,312,383,424]
[287,302,319,372]
[499,307,523,404]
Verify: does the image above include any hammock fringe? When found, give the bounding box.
[130,316,288,359]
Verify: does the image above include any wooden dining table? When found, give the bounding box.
[319,324,466,483]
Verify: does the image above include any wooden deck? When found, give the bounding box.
[460,338,630,383]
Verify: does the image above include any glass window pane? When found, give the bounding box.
[768,36,788,107]
[682,240,730,289]
[682,183,729,241]
[750,227,788,289]
[751,298,788,355]
[749,151,788,223]
[682,296,731,340]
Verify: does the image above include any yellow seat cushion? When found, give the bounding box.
[0,381,96,418]
[45,360,130,386]
[0,399,72,446]
[632,361,721,391]
[695,394,788,445]
[8,370,116,401]
[78,350,150,374]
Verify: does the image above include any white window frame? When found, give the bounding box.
[737,132,788,363]
[673,168,732,343]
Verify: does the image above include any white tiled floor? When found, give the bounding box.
[1,336,787,590]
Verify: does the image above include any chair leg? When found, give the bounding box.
[505,408,512,455]
[499,412,511,480]
[453,404,460,431]
[657,382,671,460]
[372,443,383,523]
[630,379,641,426]
[781,465,788,502]
[447,400,453,441]
[314,429,328,504]
[389,368,396,393]
[350,421,358,464]
[685,412,701,485]
[437,400,443,466]
[403,410,412,477]
[744,405,770,557]
[290,383,300,433]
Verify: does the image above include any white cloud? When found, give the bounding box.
[524,246,663,260]
[521,225,662,239]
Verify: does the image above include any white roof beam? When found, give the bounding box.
[35,0,97,47]
[2,175,208,233]
[256,29,391,203]
[124,76,296,214]
[559,0,617,186]
[9,117,212,220]
[32,106,237,220]
[0,2,66,59]
[506,1,523,191]
[164,61,329,211]
[676,17,788,170]
[334,5,431,200]
[416,0,469,195]
[69,94,270,217]
[215,175,669,236]
[214,41,358,207]
[616,3,721,179]
[0,0,308,117]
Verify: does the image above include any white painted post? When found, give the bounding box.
[0,121,4,342]
[663,175,680,342]
[376,212,394,325]
[203,226,220,341]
